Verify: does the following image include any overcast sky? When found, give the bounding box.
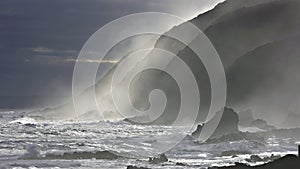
[0,0,223,108]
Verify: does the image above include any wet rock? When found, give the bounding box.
[193,108,240,140]
[249,119,276,131]
[221,150,251,156]
[245,155,263,163]
[149,154,168,164]
[127,166,150,169]
[45,151,121,160]
[24,123,36,127]
[210,154,300,169]
[176,162,188,166]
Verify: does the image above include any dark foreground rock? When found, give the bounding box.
[245,154,280,163]
[175,162,188,166]
[149,154,168,164]
[210,155,300,169]
[44,151,121,160]
[221,150,251,157]
[127,166,150,169]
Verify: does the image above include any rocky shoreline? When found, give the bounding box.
[127,154,299,169]
[210,154,299,169]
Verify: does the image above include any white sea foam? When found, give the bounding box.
[0,113,298,169]
[10,117,38,124]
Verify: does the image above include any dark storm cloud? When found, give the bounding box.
[0,0,152,101]
[0,0,150,53]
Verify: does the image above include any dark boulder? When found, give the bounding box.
[192,108,239,139]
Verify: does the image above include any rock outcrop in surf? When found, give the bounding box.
[249,119,276,131]
[209,154,300,169]
[192,108,239,139]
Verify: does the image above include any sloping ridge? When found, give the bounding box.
[127,0,300,125]
[203,0,300,68]
[28,0,300,127]
[226,35,300,127]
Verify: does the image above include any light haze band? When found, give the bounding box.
[72,12,227,157]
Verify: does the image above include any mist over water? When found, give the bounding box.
[3,0,300,168]
[26,0,300,129]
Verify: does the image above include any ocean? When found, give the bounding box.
[0,110,297,169]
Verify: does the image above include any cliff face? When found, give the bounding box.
[190,0,278,31]
[29,0,300,127]
[204,0,300,68]
[128,0,300,125]
[226,35,300,126]
[204,1,300,126]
